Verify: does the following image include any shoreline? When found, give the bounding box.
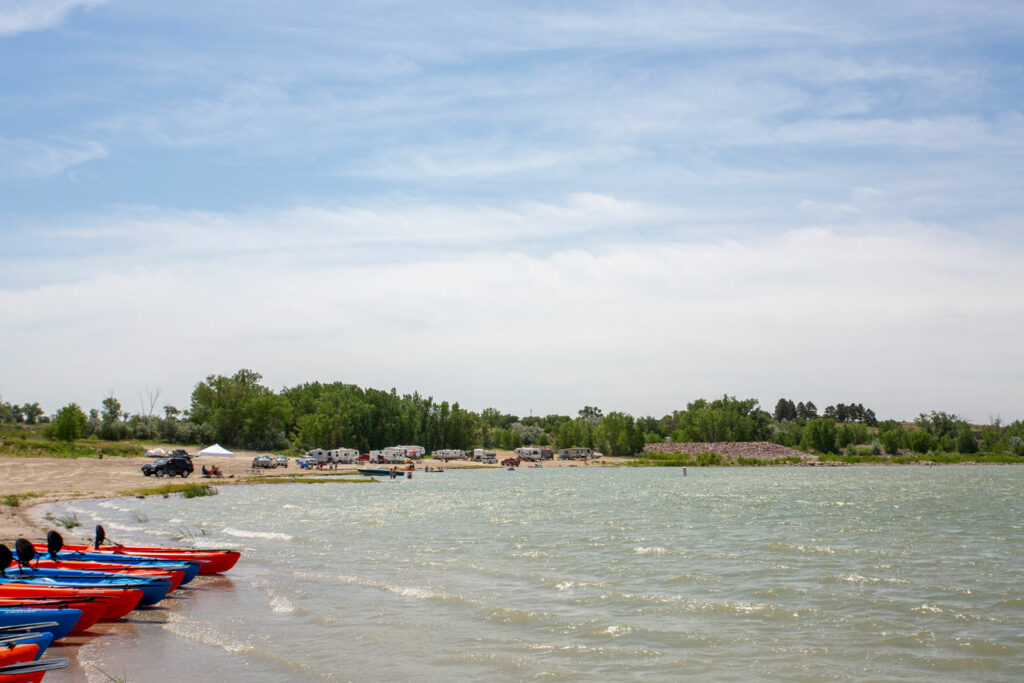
[0,452,618,544]
[2,452,1016,544]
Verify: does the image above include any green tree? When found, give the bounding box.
[905,429,937,454]
[21,402,44,424]
[190,369,291,448]
[773,398,797,422]
[955,425,979,454]
[802,418,838,454]
[601,411,643,456]
[51,403,88,441]
[672,396,772,442]
[101,396,121,423]
[878,427,904,454]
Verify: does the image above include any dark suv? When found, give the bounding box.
[142,456,194,478]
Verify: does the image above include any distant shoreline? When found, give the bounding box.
[3,452,1020,544]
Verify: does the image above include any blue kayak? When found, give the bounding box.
[0,572,171,607]
[49,550,201,584]
[0,608,81,641]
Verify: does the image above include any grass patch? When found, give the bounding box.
[127,510,149,523]
[124,482,218,498]
[54,513,81,529]
[817,451,1022,465]
[626,451,723,467]
[1,492,41,507]
[0,425,145,459]
[735,456,805,466]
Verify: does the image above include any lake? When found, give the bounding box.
[42,466,1024,681]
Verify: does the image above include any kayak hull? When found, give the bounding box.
[42,544,239,575]
[0,585,143,620]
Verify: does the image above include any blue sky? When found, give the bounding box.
[1,0,1023,422]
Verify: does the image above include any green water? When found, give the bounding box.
[47,466,1024,681]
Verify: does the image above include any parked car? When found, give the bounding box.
[275,455,288,468]
[252,455,275,469]
[142,456,194,478]
[501,458,520,467]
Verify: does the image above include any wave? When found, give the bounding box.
[221,527,294,541]
[634,546,667,555]
[162,613,253,654]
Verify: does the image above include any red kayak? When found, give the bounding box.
[0,644,38,667]
[43,527,241,576]
[0,586,142,621]
[0,598,104,634]
[57,545,240,575]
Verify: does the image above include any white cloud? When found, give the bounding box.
[0,0,105,36]
[1,204,1021,421]
[0,137,106,177]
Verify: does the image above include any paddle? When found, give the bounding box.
[0,658,70,676]
[46,531,63,563]
[94,524,123,550]
[0,623,60,634]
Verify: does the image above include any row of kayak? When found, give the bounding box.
[1,527,240,682]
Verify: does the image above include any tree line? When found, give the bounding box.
[5,375,1024,458]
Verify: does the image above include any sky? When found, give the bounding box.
[1,0,1023,423]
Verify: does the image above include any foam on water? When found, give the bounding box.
[221,527,293,541]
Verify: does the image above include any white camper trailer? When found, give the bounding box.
[305,448,329,464]
[432,449,466,461]
[370,447,408,464]
[329,447,359,464]
[514,447,543,461]
[398,445,425,460]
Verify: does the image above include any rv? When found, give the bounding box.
[432,449,466,461]
[514,447,543,461]
[370,448,408,464]
[473,448,497,463]
[305,448,329,464]
[558,447,593,460]
[329,447,360,464]
[397,445,425,460]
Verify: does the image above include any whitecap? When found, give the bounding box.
[221,527,294,541]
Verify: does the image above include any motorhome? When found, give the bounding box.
[397,445,425,459]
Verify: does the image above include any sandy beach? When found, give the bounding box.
[0,452,614,545]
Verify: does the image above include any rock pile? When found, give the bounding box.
[643,441,813,461]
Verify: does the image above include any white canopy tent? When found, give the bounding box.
[197,443,235,457]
